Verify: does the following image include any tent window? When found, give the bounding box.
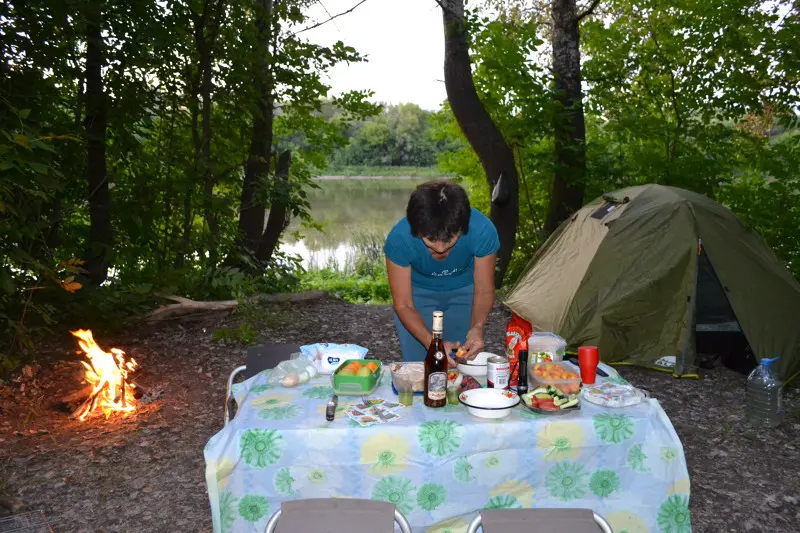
[590,201,619,220]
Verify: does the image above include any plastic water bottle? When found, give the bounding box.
[745,357,783,428]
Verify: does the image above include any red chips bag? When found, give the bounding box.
[505,312,532,388]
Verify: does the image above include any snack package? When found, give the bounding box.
[300,343,369,374]
[505,312,533,388]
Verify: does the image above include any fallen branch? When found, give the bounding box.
[144,290,328,322]
[61,385,94,404]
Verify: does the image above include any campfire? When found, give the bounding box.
[70,329,137,421]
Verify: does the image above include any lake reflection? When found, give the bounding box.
[280,178,428,269]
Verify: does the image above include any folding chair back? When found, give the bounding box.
[465,508,613,533]
[264,498,412,533]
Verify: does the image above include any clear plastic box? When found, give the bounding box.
[527,332,567,363]
[529,361,581,394]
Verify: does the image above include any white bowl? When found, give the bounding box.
[458,388,520,419]
[456,351,493,377]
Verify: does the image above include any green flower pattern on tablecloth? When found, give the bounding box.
[250,383,274,393]
[240,429,283,468]
[238,494,269,522]
[417,483,446,511]
[418,420,463,457]
[545,461,588,501]
[372,476,416,515]
[219,491,237,533]
[628,443,649,472]
[660,447,678,464]
[307,467,327,484]
[274,468,296,495]
[303,385,333,399]
[657,495,691,533]
[589,469,620,497]
[593,414,635,443]
[485,495,522,509]
[258,404,301,420]
[454,457,474,482]
[520,408,547,420]
[484,454,501,468]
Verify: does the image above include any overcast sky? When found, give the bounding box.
[302,0,448,111]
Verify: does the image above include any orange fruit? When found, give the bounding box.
[366,362,379,372]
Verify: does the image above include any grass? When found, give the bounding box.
[299,230,391,305]
[322,165,453,178]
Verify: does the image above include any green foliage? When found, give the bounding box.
[329,103,460,168]
[213,324,258,345]
[300,231,391,305]
[323,166,450,178]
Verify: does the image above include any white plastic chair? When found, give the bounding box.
[465,508,614,533]
[263,498,412,533]
[224,344,299,425]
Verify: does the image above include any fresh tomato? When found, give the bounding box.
[537,400,557,410]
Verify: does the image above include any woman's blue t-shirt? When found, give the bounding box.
[383,208,500,291]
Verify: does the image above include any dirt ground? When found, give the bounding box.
[1,296,798,532]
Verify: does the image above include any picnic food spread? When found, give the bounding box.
[205,311,692,533]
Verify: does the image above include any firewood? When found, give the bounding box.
[144,290,328,322]
[61,385,94,404]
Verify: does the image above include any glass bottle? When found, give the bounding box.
[424,311,447,408]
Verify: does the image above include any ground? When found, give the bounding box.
[1,296,798,532]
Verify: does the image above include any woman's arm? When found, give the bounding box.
[463,253,496,358]
[386,257,431,347]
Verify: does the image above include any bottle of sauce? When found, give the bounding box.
[424,311,447,408]
[517,347,529,396]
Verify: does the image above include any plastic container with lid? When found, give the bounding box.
[529,361,581,394]
[390,362,425,396]
[331,359,382,396]
[527,332,567,363]
[746,357,783,428]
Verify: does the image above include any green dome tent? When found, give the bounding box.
[503,184,800,382]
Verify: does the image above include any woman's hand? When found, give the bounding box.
[463,327,485,359]
[444,341,461,368]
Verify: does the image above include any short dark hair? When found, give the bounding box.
[406,180,471,241]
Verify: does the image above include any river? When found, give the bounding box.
[280,177,431,270]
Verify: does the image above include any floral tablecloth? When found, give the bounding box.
[204,364,691,533]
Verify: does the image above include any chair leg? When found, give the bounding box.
[394,509,413,533]
[224,365,248,425]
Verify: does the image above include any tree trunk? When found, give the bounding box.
[440,0,519,288]
[256,150,291,263]
[83,1,112,285]
[192,9,217,267]
[238,0,275,255]
[544,0,587,235]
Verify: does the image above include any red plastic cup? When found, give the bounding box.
[578,346,600,385]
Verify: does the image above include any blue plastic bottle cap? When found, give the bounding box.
[761,357,780,366]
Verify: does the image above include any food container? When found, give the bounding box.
[456,351,491,378]
[331,359,382,396]
[458,388,520,419]
[390,362,425,396]
[527,332,567,363]
[529,361,582,394]
[301,343,369,375]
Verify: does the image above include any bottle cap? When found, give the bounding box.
[761,357,779,366]
[432,311,444,334]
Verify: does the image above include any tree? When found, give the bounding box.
[544,0,601,235]
[439,0,520,287]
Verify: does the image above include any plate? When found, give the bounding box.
[582,382,648,408]
[521,399,581,416]
[459,388,519,419]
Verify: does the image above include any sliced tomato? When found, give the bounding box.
[537,400,557,410]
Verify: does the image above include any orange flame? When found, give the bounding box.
[70,329,137,421]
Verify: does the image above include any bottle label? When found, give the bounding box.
[434,350,444,361]
[432,312,444,334]
[427,372,446,400]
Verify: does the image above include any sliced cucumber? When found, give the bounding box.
[534,393,552,400]
[559,398,579,409]
[531,386,549,395]
[553,397,569,406]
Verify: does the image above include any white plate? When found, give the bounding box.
[458,388,520,419]
[581,382,649,408]
[456,351,493,377]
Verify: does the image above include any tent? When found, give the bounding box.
[503,184,800,382]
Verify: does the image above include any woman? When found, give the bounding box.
[384,180,500,366]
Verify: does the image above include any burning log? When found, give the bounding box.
[69,330,138,421]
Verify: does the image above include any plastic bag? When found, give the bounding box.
[268,356,317,388]
[527,332,567,363]
[300,343,369,374]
